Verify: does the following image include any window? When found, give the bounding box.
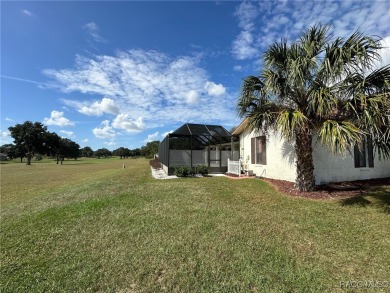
[251,136,267,165]
[354,138,374,168]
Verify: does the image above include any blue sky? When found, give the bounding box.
[1,1,390,150]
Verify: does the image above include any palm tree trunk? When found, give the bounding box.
[294,126,315,191]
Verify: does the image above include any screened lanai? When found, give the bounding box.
[158,123,239,175]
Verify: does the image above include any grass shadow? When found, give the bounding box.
[341,196,371,207]
[57,162,96,165]
[340,186,390,214]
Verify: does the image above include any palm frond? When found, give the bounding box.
[321,32,382,82]
[339,65,390,98]
[364,65,390,93]
[308,85,338,119]
[276,110,309,140]
[247,102,281,134]
[264,39,289,71]
[237,76,268,117]
[372,126,390,159]
[343,31,382,70]
[319,120,364,153]
[262,69,288,99]
[299,24,329,59]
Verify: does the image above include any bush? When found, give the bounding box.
[174,165,209,177]
[174,165,193,177]
[196,165,209,176]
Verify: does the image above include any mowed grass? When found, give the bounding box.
[1,158,389,292]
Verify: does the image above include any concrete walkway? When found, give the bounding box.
[150,167,178,179]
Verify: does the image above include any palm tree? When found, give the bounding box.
[238,25,390,191]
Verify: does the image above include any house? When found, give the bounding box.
[232,118,390,184]
[0,153,8,161]
[158,123,239,175]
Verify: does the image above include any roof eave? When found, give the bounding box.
[231,117,249,135]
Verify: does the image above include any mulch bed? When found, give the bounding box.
[149,158,162,170]
[260,177,390,199]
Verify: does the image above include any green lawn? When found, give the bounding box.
[1,158,389,292]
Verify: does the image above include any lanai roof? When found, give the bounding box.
[169,123,233,145]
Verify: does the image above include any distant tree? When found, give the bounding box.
[80,146,94,158]
[59,138,80,161]
[94,148,111,158]
[0,144,14,155]
[0,144,11,153]
[44,132,61,159]
[130,148,141,157]
[141,141,159,159]
[0,144,24,161]
[44,133,80,164]
[8,121,48,165]
[113,147,125,159]
[113,147,132,159]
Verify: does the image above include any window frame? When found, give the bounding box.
[354,138,374,168]
[251,136,267,165]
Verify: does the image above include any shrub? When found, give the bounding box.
[189,166,197,176]
[196,165,209,176]
[174,165,209,177]
[174,165,193,177]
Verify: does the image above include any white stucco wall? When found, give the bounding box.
[239,128,296,182]
[238,128,390,184]
[312,139,390,184]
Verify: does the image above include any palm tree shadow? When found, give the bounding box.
[341,196,371,207]
[340,186,390,214]
[281,140,295,166]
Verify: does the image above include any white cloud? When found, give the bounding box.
[204,81,226,96]
[186,90,199,104]
[45,50,238,128]
[232,31,259,60]
[83,22,107,43]
[1,131,11,138]
[59,130,75,138]
[144,131,159,143]
[112,114,145,133]
[233,65,243,71]
[92,120,117,139]
[5,118,14,122]
[232,1,260,60]
[43,110,74,127]
[104,141,116,146]
[82,138,89,143]
[0,131,12,144]
[162,130,173,138]
[62,97,119,116]
[232,1,390,60]
[1,75,52,88]
[22,9,32,16]
[82,98,119,116]
[376,36,390,68]
[234,1,259,31]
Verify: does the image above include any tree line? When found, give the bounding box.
[1,121,160,165]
